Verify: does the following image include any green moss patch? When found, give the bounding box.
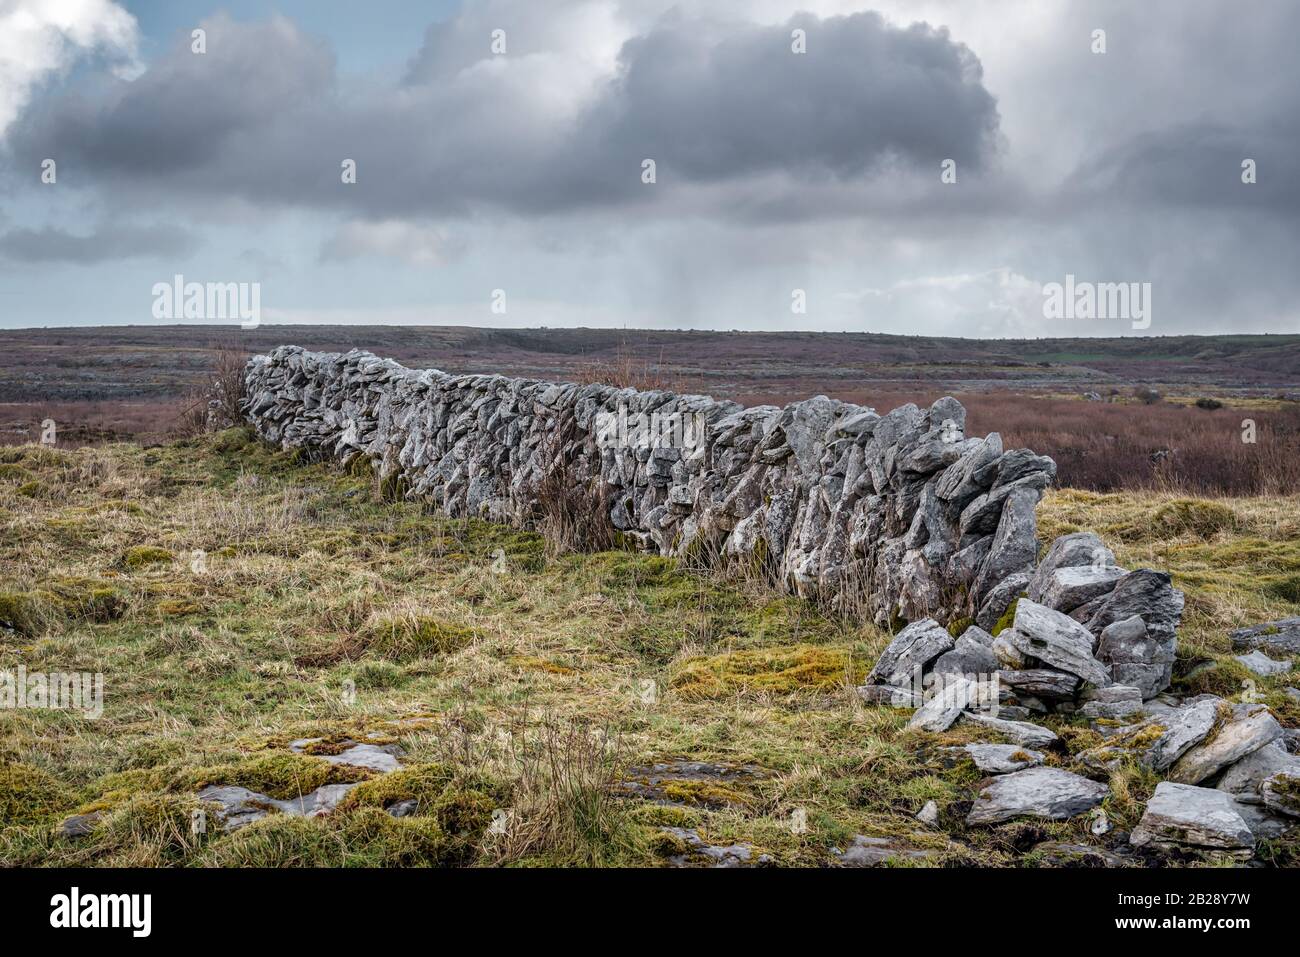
[182,753,370,800]
[122,545,174,569]
[671,644,856,699]
[0,763,75,826]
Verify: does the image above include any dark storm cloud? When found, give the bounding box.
[1058,121,1300,214]
[0,223,198,264]
[10,11,1001,218]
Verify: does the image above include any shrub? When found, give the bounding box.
[1194,397,1224,410]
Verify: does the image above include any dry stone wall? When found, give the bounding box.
[242,347,1182,701]
[243,346,1057,632]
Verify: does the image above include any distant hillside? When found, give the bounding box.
[3,325,1299,404]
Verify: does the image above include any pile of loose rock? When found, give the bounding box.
[857,525,1299,860]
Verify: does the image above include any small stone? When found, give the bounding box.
[917,800,940,825]
[997,668,1079,701]
[967,767,1108,825]
[1131,782,1254,854]
[1234,649,1293,677]
[58,811,104,839]
[1079,685,1144,720]
[387,799,419,818]
[1261,771,1300,818]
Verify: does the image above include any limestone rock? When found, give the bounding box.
[930,632,999,678]
[1169,703,1282,785]
[959,711,1059,748]
[1231,617,1300,656]
[909,676,978,732]
[1026,532,1114,603]
[966,767,1108,825]
[866,618,953,687]
[1096,615,1175,700]
[961,743,1044,773]
[1001,599,1110,687]
[1131,782,1254,854]
[1235,649,1293,677]
[1216,741,1300,804]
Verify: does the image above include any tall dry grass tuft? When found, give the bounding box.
[484,713,636,867]
[530,409,617,556]
[173,344,250,437]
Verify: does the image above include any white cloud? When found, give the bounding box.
[0,0,140,138]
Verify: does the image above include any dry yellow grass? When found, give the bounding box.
[1,432,1297,866]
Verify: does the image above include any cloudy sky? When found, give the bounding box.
[0,0,1296,336]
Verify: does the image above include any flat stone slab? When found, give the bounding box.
[197,782,360,831]
[835,835,940,867]
[997,668,1079,701]
[908,676,979,732]
[1234,650,1293,677]
[1002,600,1111,687]
[961,743,1044,773]
[1231,617,1300,656]
[1031,841,1131,867]
[617,760,765,808]
[1170,703,1282,785]
[1131,782,1254,853]
[289,739,404,773]
[967,767,1108,825]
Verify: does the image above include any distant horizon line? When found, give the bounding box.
[1,322,1297,344]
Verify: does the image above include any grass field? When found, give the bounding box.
[2,431,1298,866]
